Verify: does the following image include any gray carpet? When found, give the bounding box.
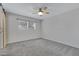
[0,38,79,56]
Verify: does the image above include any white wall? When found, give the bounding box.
[6,6,79,48]
[7,12,42,43]
[43,8,79,48]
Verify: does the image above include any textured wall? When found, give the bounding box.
[7,12,42,43]
[43,8,79,48]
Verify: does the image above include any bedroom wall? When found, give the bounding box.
[42,8,79,48]
[7,12,42,43]
[0,34,3,48]
[0,6,3,48]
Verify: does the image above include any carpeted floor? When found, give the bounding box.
[0,38,79,56]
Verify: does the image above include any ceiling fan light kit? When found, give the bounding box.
[33,7,49,16]
[38,11,43,16]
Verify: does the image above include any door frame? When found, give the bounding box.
[3,12,8,48]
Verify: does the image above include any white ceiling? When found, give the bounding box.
[2,3,79,20]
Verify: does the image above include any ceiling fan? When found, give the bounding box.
[32,7,49,16]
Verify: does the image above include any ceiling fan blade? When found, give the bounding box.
[46,12,49,14]
[32,8,39,14]
[42,9,48,12]
[43,11,49,15]
[43,7,48,10]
